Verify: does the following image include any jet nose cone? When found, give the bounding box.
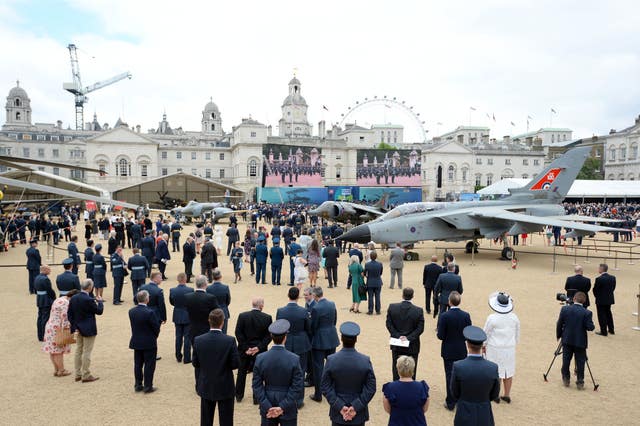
[339,224,371,243]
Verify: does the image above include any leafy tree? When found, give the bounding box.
[377,142,395,150]
[577,157,601,180]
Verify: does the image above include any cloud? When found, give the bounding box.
[1,0,639,141]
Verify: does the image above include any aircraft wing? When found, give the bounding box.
[351,204,384,217]
[468,209,619,233]
[551,215,623,223]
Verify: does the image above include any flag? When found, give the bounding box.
[551,108,557,114]
[510,121,515,126]
[492,113,496,122]
[470,106,476,111]
[527,115,533,120]
[486,113,491,119]
[384,104,391,109]
[322,105,329,111]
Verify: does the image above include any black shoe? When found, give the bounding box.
[236,396,243,403]
[309,395,322,403]
[493,397,500,404]
[609,331,615,335]
[500,396,511,403]
[113,302,121,305]
[176,356,183,363]
[562,377,570,387]
[134,384,143,392]
[426,310,431,315]
[576,382,585,390]
[298,402,305,409]
[443,402,454,411]
[595,331,607,336]
[366,312,372,315]
[304,380,313,388]
[156,356,162,361]
[143,387,157,393]
[253,398,259,405]
[183,360,191,364]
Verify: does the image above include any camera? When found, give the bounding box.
[555,293,572,304]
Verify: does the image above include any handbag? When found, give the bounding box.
[54,326,76,346]
[358,283,368,297]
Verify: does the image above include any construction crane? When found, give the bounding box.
[63,44,132,130]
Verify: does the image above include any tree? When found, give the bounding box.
[577,157,601,180]
[377,142,395,150]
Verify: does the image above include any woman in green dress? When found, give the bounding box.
[349,255,366,313]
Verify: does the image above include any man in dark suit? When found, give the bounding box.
[200,237,218,282]
[321,322,377,426]
[235,297,273,403]
[141,230,156,278]
[564,265,591,307]
[34,265,55,341]
[169,272,194,363]
[56,258,81,297]
[255,236,269,285]
[364,251,384,315]
[309,286,340,402]
[422,255,442,316]
[437,291,472,411]
[276,287,312,408]
[226,223,239,256]
[434,263,463,316]
[252,319,304,426]
[139,272,167,324]
[386,288,425,381]
[322,241,340,288]
[556,291,595,389]
[451,326,500,426]
[128,248,150,300]
[128,290,161,393]
[182,236,197,282]
[155,234,171,280]
[193,309,239,426]
[26,239,42,294]
[206,269,231,334]
[593,263,616,336]
[68,278,104,383]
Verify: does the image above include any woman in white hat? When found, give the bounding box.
[483,292,520,404]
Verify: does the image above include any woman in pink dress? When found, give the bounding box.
[42,290,79,376]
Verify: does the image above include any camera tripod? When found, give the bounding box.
[543,341,599,391]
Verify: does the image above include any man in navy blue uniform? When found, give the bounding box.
[111,247,127,305]
[437,291,472,411]
[252,319,304,426]
[255,236,269,285]
[139,272,167,324]
[321,322,377,426]
[26,239,42,294]
[193,309,239,426]
[84,239,95,280]
[67,235,81,275]
[287,237,301,286]
[68,279,104,382]
[34,265,55,341]
[155,234,171,280]
[170,272,194,363]
[276,287,311,408]
[309,286,340,402]
[128,290,161,393]
[206,269,231,334]
[141,230,156,278]
[56,258,81,297]
[269,238,285,286]
[451,326,500,426]
[556,291,595,389]
[128,248,150,300]
[131,219,142,249]
[434,262,463,316]
[170,220,182,252]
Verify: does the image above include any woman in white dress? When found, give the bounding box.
[483,292,520,404]
[293,249,308,289]
[214,225,224,255]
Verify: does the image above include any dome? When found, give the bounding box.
[8,84,28,99]
[282,93,307,107]
[289,77,301,86]
[203,100,220,113]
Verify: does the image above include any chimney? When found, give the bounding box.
[502,135,511,143]
[318,120,326,139]
[57,120,62,129]
[609,129,616,134]
[136,124,141,133]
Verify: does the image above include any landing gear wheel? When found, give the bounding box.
[501,247,514,260]
[465,241,479,254]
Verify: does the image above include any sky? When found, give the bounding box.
[1,0,639,142]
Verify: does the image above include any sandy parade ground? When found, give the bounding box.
[1,218,640,426]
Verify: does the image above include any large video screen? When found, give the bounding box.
[356,149,421,186]
[263,144,323,186]
[359,187,422,207]
[259,187,328,205]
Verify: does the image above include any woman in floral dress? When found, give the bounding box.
[307,239,321,286]
[42,289,79,376]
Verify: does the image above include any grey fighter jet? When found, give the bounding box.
[171,201,235,223]
[309,193,390,223]
[339,147,620,259]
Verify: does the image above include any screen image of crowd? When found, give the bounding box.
[263,144,323,186]
[356,148,421,186]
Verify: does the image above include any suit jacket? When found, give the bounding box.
[193,330,240,401]
[252,346,303,421]
[182,241,196,262]
[276,302,311,354]
[423,262,443,289]
[593,273,616,305]
[200,242,217,267]
[206,282,231,319]
[235,309,272,354]
[322,246,340,267]
[127,254,150,280]
[169,284,194,324]
[269,246,285,267]
[310,298,339,350]
[364,260,383,288]
[68,291,104,336]
[556,303,595,348]
[68,242,80,266]
[565,274,592,307]
[321,348,377,425]
[26,247,41,270]
[138,283,167,322]
[184,290,220,339]
[389,247,405,269]
[155,239,170,262]
[437,307,472,360]
[451,356,500,426]
[141,236,156,258]
[434,272,463,305]
[385,301,425,355]
[255,243,268,264]
[128,304,161,350]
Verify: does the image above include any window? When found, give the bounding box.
[394,131,397,144]
[191,168,197,175]
[359,136,365,142]
[505,159,511,165]
[98,164,106,176]
[205,169,211,178]
[250,132,257,137]
[141,164,148,177]
[53,167,60,175]
[211,124,215,131]
[161,151,167,160]
[205,152,211,160]
[37,148,44,157]
[51,135,59,142]
[630,144,638,159]
[336,167,342,179]
[219,169,225,178]
[15,111,21,121]
[37,166,45,171]
[620,146,626,160]
[22,134,32,140]
[191,152,197,160]
[563,134,568,141]
[448,165,455,181]
[70,169,84,180]
[161,168,168,176]
[461,168,468,183]
[475,158,482,165]
[64,136,72,142]
[522,159,528,166]
[177,168,183,172]
[487,158,493,165]
[249,160,257,177]
[219,153,224,160]
[15,98,21,107]
[52,149,59,158]
[117,158,130,176]
[522,174,529,179]
[486,174,493,186]
[0,147,12,156]
[69,149,84,159]
[609,148,616,161]
[176,151,182,159]
[475,174,482,186]
[336,155,342,160]
[533,159,540,166]
[36,134,46,141]
[381,131,384,142]
[551,134,555,143]
[23,147,30,157]
[8,133,17,139]
[211,113,216,119]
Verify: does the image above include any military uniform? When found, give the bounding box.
[111,252,126,304]
[170,222,182,252]
[84,246,94,279]
[269,239,284,286]
[92,246,107,289]
[141,233,156,278]
[26,243,42,294]
[127,254,150,300]
[56,259,81,296]
[35,273,56,341]
[67,241,81,275]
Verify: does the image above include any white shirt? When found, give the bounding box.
[484,312,520,348]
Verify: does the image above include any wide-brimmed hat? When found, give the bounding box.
[488,292,513,314]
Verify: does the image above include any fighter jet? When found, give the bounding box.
[339,147,620,259]
[309,193,390,223]
[170,200,235,223]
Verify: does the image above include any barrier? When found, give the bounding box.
[634,284,640,332]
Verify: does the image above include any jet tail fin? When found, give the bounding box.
[513,146,590,199]
[373,192,390,211]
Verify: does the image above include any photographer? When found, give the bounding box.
[556,291,595,390]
